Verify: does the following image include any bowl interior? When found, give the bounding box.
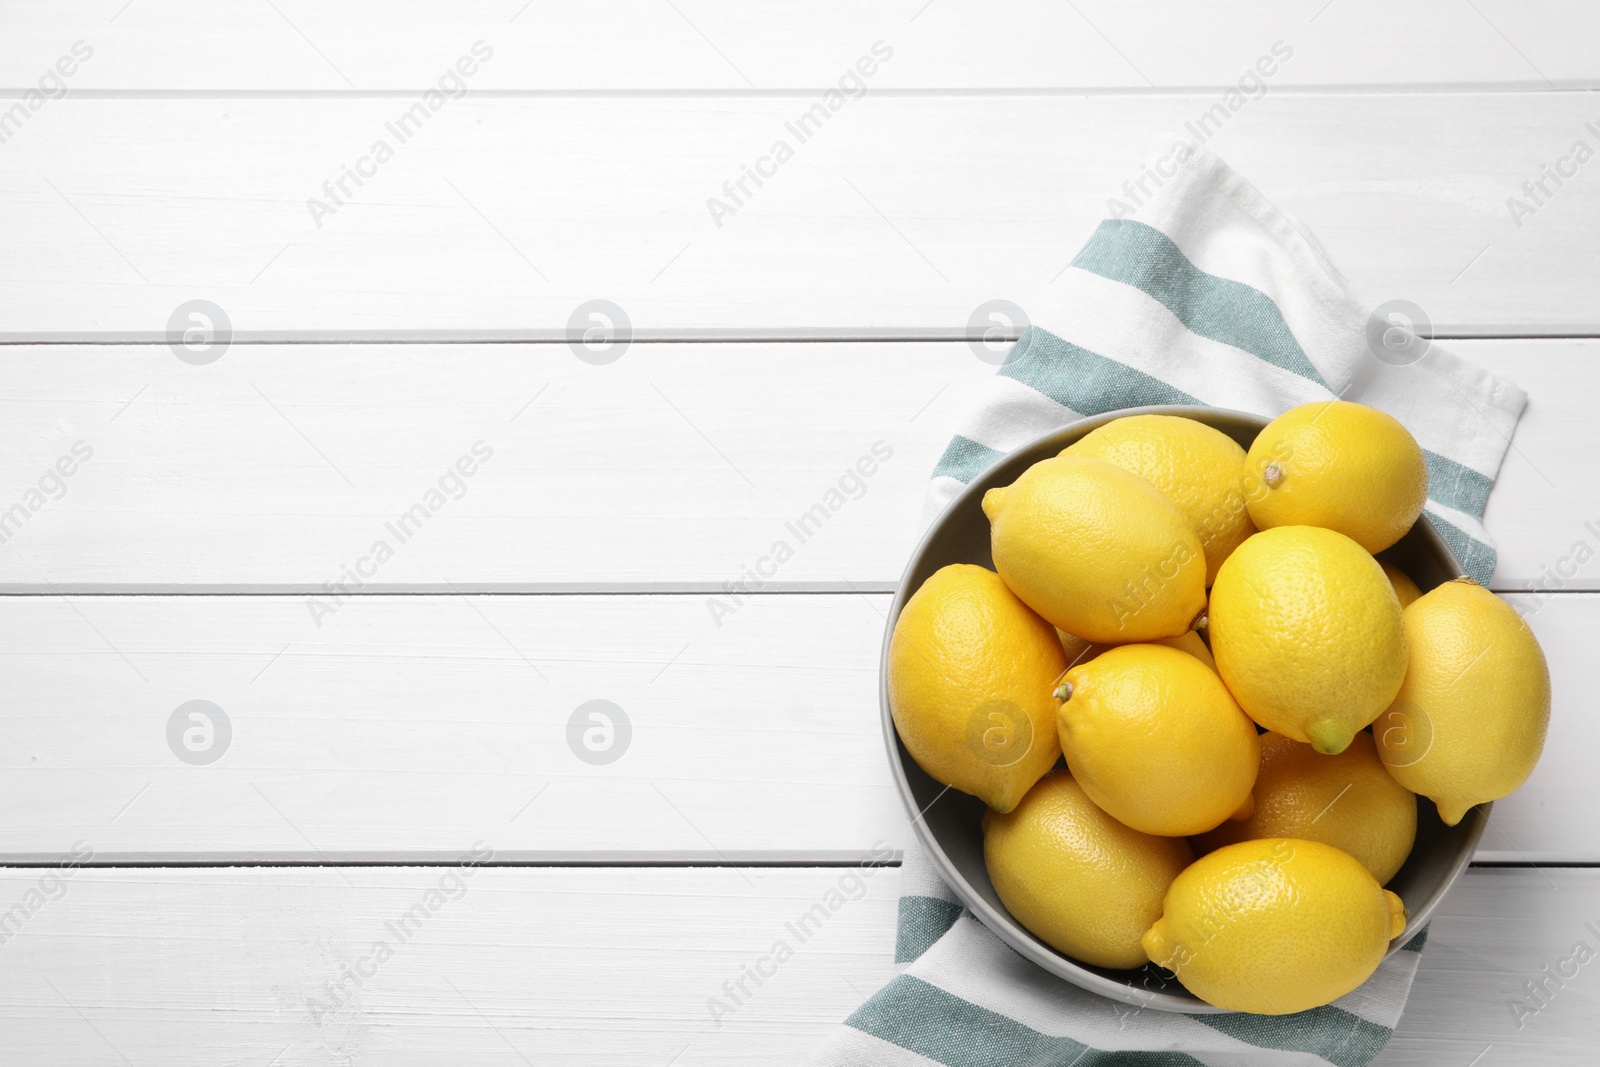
[881,404,1488,1013]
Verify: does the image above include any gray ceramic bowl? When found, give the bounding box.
[880,404,1487,1013]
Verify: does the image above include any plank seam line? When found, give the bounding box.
[0,587,1582,597]
[0,860,907,869]
[5,333,1600,347]
[4,85,1600,100]
[0,860,1590,870]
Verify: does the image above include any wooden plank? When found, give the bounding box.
[0,592,908,860]
[3,1,1595,92]
[0,865,900,1064]
[0,341,956,592]
[0,591,1589,862]
[1472,341,1600,593]
[1376,868,1600,1065]
[0,865,1591,1064]
[2,94,1599,337]
[0,340,1587,591]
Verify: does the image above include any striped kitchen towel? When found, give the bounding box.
[812,146,1527,1065]
[925,147,1525,584]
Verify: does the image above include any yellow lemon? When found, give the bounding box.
[888,564,1065,812]
[1380,560,1424,608]
[1054,644,1259,836]
[1056,629,1098,668]
[1244,400,1428,553]
[1064,414,1256,585]
[1159,628,1217,670]
[1055,627,1216,671]
[983,770,1193,969]
[1375,577,1551,826]
[983,456,1206,643]
[1194,732,1417,884]
[1142,838,1407,1014]
[1210,526,1408,755]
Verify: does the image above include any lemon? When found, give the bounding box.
[1054,644,1259,836]
[1194,732,1417,884]
[1159,628,1217,670]
[1210,526,1408,755]
[1244,401,1428,553]
[983,456,1206,643]
[1376,577,1551,826]
[888,564,1066,812]
[1380,560,1423,608]
[1143,838,1407,1014]
[983,770,1193,969]
[1063,414,1256,585]
[1055,627,1216,671]
[1056,629,1098,668]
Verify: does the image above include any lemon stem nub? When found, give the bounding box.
[1306,720,1352,755]
[1192,611,1208,631]
[1263,462,1284,489]
[1053,682,1074,703]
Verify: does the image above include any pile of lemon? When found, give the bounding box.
[889,402,1551,1015]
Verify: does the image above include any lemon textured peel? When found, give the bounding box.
[982,455,1206,644]
[1244,400,1428,554]
[982,770,1193,969]
[1193,731,1418,885]
[1054,626,1216,672]
[1379,560,1423,609]
[1141,838,1408,1014]
[1376,577,1551,826]
[1062,414,1257,586]
[1055,643,1260,837]
[1209,525,1408,755]
[888,564,1066,813]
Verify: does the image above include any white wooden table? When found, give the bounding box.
[2,3,1597,1062]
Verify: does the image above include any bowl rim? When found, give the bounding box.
[878,403,1490,1014]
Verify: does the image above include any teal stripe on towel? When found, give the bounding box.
[1401,925,1430,953]
[932,435,1006,485]
[1194,1006,1392,1067]
[1424,450,1495,518]
[896,896,965,964]
[1424,512,1496,586]
[1071,219,1329,389]
[847,974,1207,1067]
[1003,327,1199,413]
